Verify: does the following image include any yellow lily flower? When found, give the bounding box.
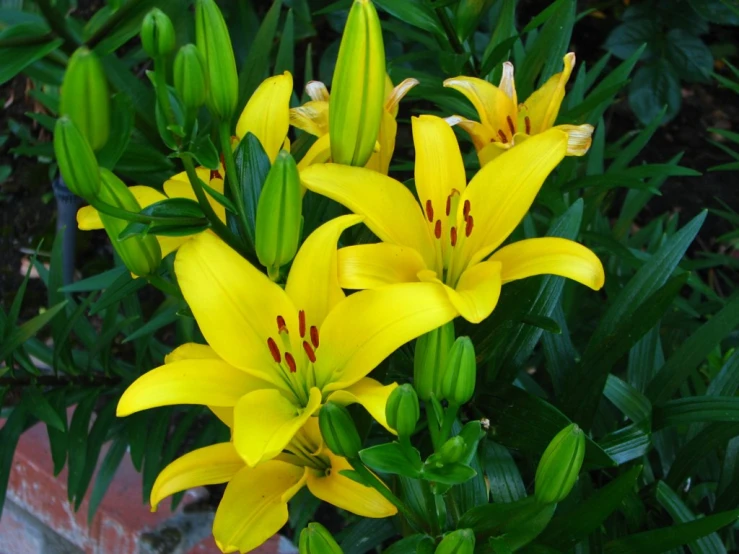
[117,214,457,466]
[290,75,419,173]
[300,115,604,324]
[149,418,395,554]
[444,53,594,166]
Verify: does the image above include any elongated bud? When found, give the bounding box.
[414,322,454,401]
[385,384,419,438]
[60,47,110,151]
[455,0,495,42]
[299,523,343,554]
[535,423,586,504]
[438,436,466,464]
[174,44,208,110]
[141,8,176,58]
[195,0,238,121]
[319,402,362,459]
[329,0,385,166]
[441,337,476,406]
[97,169,162,277]
[255,150,302,280]
[435,529,475,554]
[54,117,100,202]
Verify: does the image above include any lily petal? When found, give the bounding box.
[520,53,575,134]
[233,387,322,467]
[290,101,329,137]
[338,243,428,289]
[297,133,332,171]
[213,461,307,554]
[77,185,168,231]
[446,115,497,152]
[326,377,398,433]
[150,443,243,510]
[164,342,220,364]
[441,260,502,324]
[477,139,510,166]
[489,237,604,290]
[443,76,517,140]
[305,80,330,102]
[364,110,396,175]
[555,123,594,156]
[385,78,419,117]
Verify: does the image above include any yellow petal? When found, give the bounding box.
[489,237,605,290]
[300,163,436,268]
[385,78,419,117]
[77,205,103,230]
[477,140,510,166]
[290,101,329,137]
[164,342,220,364]
[338,243,427,289]
[116,359,268,417]
[446,115,497,152]
[555,123,595,156]
[286,215,363,329]
[364,110,396,175]
[297,133,332,171]
[208,405,234,429]
[150,443,243,510]
[164,171,226,223]
[443,76,517,141]
[442,260,502,324]
[235,71,293,162]
[233,387,322,467]
[498,61,517,106]
[306,453,397,518]
[326,377,398,433]
[316,283,457,392]
[213,461,307,554]
[520,53,575,134]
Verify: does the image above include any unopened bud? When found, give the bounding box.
[255,150,302,280]
[414,322,454,401]
[455,0,495,42]
[319,402,362,459]
[438,436,466,465]
[174,44,208,110]
[385,384,419,438]
[141,8,176,58]
[329,0,385,166]
[60,47,110,151]
[54,117,100,202]
[435,529,475,554]
[441,336,476,406]
[299,523,343,554]
[535,423,585,504]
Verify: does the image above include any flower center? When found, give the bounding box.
[424,189,475,283]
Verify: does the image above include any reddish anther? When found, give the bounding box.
[434,219,442,239]
[465,215,474,237]
[497,130,508,143]
[445,195,451,216]
[285,352,297,373]
[267,337,281,363]
[276,315,287,333]
[525,116,531,135]
[303,341,316,363]
[507,115,516,136]
[298,310,306,338]
[450,226,458,246]
[210,169,222,181]
[310,325,319,348]
[463,199,471,219]
[425,199,434,222]
[219,152,226,170]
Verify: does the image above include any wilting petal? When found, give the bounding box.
[555,123,594,156]
[290,101,329,137]
[236,72,293,162]
[338,243,428,289]
[316,283,456,392]
[441,261,502,324]
[520,53,575,134]
[443,76,516,139]
[498,62,517,105]
[364,110,396,175]
[213,461,307,554]
[233,387,321,467]
[385,77,419,117]
[301,164,436,268]
[326,377,398,432]
[447,115,497,152]
[305,80,330,102]
[151,443,243,510]
[286,215,363,329]
[116,359,268,416]
[297,133,332,171]
[490,237,604,290]
[306,453,397,518]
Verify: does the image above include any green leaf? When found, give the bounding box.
[688,0,739,25]
[61,267,127,293]
[482,0,517,82]
[421,462,477,485]
[23,386,65,432]
[90,267,146,315]
[665,29,713,83]
[97,93,134,170]
[374,0,444,36]
[74,401,117,510]
[87,436,127,524]
[666,423,739,489]
[0,301,68,361]
[604,20,654,61]
[274,9,294,75]
[232,132,272,250]
[599,423,651,465]
[0,401,29,517]
[339,518,396,554]
[482,441,527,503]
[629,60,681,125]
[459,495,556,544]
[189,134,220,170]
[603,374,652,424]
[237,0,283,109]
[0,24,64,86]
[123,300,179,343]
[359,442,422,478]
[608,107,667,173]
[142,407,172,502]
[654,397,739,429]
[67,391,99,503]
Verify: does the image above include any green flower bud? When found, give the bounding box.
[54,117,100,202]
[435,529,475,554]
[141,8,176,58]
[535,423,585,504]
[385,384,419,438]
[195,0,238,121]
[440,337,476,406]
[97,169,162,277]
[438,436,466,465]
[414,322,454,401]
[60,47,110,151]
[255,150,302,280]
[455,0,495,42]
[174,44,208,110]
[329,0,385,167]
[319,402,362,459]
[299,523,343,554]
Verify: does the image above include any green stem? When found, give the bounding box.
[153,56,178,138]
[0,32,55,47]
[427,408,441,451]
[145,274,182,298]
[445,490,462,527]
[434,7,477,77]
[218,121,251,241]
[420,480,442,537]
[439,404,459,446]
[91,199,204,226]
[35,0,77,54]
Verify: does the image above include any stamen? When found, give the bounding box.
[303,341,316,363]
[267,337,281,363]
[507,115,516,136]
[299,310,306,338]
[210,169,222,181]
[463,199,471,220]
[434,220,442,239]
[445,195,451,216]
[525,116,531,135]
[450,226,457,246]
[465,215,474,237]
[497,130,508,143]
[276,315,287,334]
[425,199,434,222]
[310,326,319,348]
[285,352,297,373]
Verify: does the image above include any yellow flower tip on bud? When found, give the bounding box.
[318,402,362,459]
[174,44,208,110]
[299,523,343,554]
[54,117,101,202]
[255,150,302,279]
[329,0,385,166]
[414,322,455,402]
[141,8,176,58]
[195,0,238,121]
[441,336,476,406]
[435,529,475,554]
[535,423,586,505]
[438,436,466,464]
[385,384,420,438]
[60,47,110,151]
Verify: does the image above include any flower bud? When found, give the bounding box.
[385,384,419,438]
[535,423,585,504]
[54,117,100,202]
[299,523,343,554]
[195,0,238,121]
[440,337,476,406]
[455,0,495,42]
[329,0,385,166]
[174,44,208,110]
[414,322,454,401]
[141,8,176,58]
[319,402,362,459]
[435,529,475,554]
[60,47,110,151]
[97,169,162,277]
[255,150,302,280]
[438,436,466,465]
